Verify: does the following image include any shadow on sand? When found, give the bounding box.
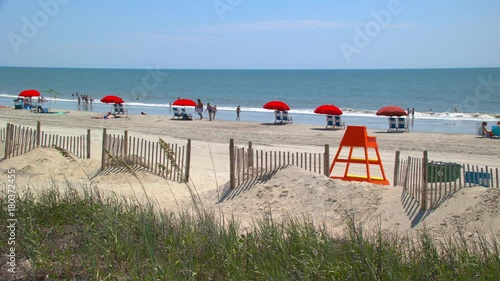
[218,167,286,202]
[373,130,408,134]
[310,128,343,131]
[401,189,459,227]
[260,122,288,126]
[92,165,149,179]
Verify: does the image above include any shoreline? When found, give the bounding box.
[1,97,498,135]
[3,93,500,119]
[1,107,500,158]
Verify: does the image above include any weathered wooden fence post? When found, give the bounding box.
[8,123,14,159]
[496,168,499,188]
[101,128,108,171]
[393,151,400,186]
[86,129,91,159]
[323,144,330,176]
[248,141,253,168]
[184,139,191,182]
[229,139,235,189]
[4,123,11,159]
[123,130,128,158]
[420,151,428,211]
[36,121,41,147]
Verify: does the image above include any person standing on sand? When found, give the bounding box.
[236,105,241,120]
[196,99,204,120]
[205,103,213,121]
[212,105,217,120]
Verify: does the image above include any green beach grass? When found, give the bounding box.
[1,182,499,280]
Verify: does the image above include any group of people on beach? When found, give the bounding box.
[481,121,500,138]
[73,92,94,111]
[407,108,415,118]
[169,98,243,121]
[73,93,93,106]
[193,99,218,121]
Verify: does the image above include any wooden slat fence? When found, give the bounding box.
[394,152,423,205]
[229,139,330,189]
[101,129,191,182]
[394,151,499,210]
[40,130,91,159]
[3,123,38,159]
[3,122,91,159]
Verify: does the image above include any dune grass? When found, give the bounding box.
[0,183,499,280]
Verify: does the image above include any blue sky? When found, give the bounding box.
[1,0,499,69]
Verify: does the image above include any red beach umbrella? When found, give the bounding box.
[19,89,40,97]
[172,98,197,107]
[263,100,290,111]
[314,104,343,115]
[100,95,124,104]
[376,105,408,117]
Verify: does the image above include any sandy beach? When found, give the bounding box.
[1,108,499,243]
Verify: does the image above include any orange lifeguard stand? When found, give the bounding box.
[329,125,389,185]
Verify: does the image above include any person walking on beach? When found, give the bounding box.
[236,105,241,120]
[205,103,213,121]
[212,105,217,120]
[196,99,204,120]
[411,108,415,118]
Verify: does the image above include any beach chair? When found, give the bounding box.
[397,117,408,132]
[388,117,397,132]
[334,115,345,130]
[282,111,293,123]
[14,99,24,109]
[476,122,485,137]
[180,108,192,120]
[172,107,182,119]
[35,106,49,113]
[118,104,126,114]
[113,104,120,114]
[274,111,282,123]
[326,115,334,129]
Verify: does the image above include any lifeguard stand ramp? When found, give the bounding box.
[329,126,389,185]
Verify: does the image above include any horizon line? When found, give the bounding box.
[1,65,500,71]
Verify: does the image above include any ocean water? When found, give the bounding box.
[1,67,499,134]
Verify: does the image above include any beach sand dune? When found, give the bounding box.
[200,166,500,242]
[2,148,498,245]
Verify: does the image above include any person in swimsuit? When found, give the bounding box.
[196,99,203,120]
[205,103,213,121]
[212,105,217,120]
